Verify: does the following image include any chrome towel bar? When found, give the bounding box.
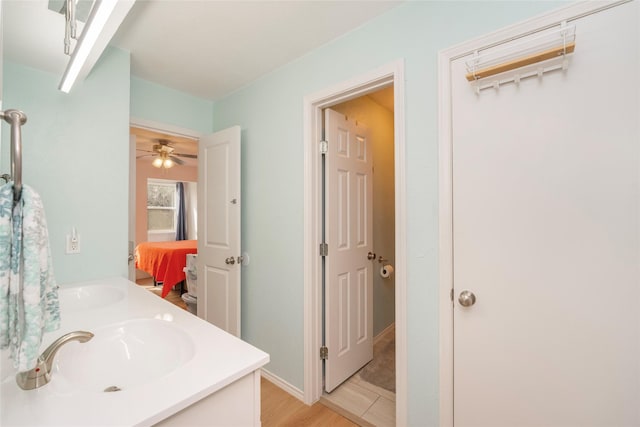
[0,109,27,202]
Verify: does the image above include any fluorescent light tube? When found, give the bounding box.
[59,0,118,93]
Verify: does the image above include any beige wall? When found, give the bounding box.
[332,92,395,336]
[135,159,198,247]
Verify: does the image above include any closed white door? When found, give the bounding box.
[452,3,639,426]
[324,108,373,392]
[197,126,241,337]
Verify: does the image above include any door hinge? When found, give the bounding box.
[450,288,454,302]
[320,346,328,360]
[320,140,328,154]
[319,243,328,257]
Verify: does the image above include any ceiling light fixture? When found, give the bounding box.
[59,0,135,93]
[152,152,174,169]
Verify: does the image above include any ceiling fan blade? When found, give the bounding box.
[173,153,198,159]
[169,156,185,165]
[136,154,155,159]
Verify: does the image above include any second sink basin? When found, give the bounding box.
[58,285,125,312]
[53,318,195,392]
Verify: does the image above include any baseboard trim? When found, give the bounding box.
[374,322,395,345]
[260,369,305,402]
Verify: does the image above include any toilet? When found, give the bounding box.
[181,254,197,314]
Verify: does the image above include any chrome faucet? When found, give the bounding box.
[16,330,94,390]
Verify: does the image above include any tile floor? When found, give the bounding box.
[321,327,396,427]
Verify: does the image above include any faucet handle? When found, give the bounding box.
[15,358,51,390]
[16,330,94,390]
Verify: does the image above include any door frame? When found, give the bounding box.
[437,1,630,425]
[302,60,407,424]
[130,117,203,141]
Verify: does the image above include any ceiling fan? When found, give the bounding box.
[137,139,197,169]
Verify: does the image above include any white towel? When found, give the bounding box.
[0,183,60,372]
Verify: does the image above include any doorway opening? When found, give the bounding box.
[320,86,396,425]
[128,120,200,311]
[303,60,407,426]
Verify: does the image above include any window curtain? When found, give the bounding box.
[175,182,186,240]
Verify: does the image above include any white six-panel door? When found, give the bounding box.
[451,3,639,425]
[197,126,241,337]
[324,108,373,393]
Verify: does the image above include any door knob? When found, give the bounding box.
[367,252,376,260]
[458,290,476,307]
[225,257,236,265]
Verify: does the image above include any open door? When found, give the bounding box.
[324,109,373,392]
[197,126,241,337]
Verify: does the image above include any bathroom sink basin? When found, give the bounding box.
[53,319,195,392]
[59,285,125,312]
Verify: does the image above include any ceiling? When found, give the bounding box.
[3,0,402,101]
[368,86,394,112]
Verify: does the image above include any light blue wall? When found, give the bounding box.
[130,77,213,134]
[1,51,212,286]
[212,1,566,424]
[2,47,131,285]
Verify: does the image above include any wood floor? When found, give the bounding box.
[261,377,357,427]
[136,277,187,310]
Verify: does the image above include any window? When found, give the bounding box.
[147,179,176,233]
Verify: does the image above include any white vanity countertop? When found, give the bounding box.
[0,277,270,426]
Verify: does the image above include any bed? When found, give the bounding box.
[135,240,198,298]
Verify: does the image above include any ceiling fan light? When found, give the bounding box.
[152,157,163,168]
[163,158,174,168]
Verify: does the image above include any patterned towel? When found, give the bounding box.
[0,183,60,372]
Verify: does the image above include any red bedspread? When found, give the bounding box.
[135,240,197,298]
